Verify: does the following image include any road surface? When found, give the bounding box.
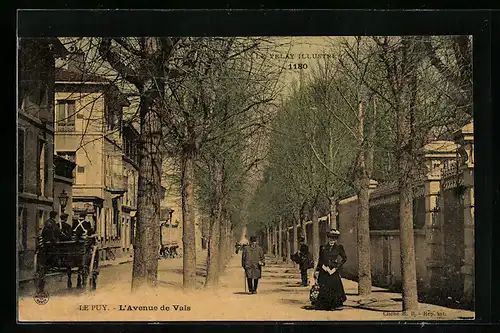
[18,251,475,321]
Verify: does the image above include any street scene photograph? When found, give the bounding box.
[17,35,475,321]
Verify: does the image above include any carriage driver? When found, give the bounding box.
[72,213,95,239]
[41,211,62,243]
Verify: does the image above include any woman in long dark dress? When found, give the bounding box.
[313,228,347,310]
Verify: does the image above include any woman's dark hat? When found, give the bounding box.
[327,229,340,238]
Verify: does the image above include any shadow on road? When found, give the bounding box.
[300,305,345,311]
[265,274,299,279]
[263,280,302,287]
[50,287,89,297]
[157,280,180,288]
[350,305,401,312]
[279,298,306,305]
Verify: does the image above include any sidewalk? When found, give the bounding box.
[250,254,475,320]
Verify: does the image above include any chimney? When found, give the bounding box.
[67,50,85,73]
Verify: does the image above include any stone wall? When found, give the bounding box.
[270,122,474,308]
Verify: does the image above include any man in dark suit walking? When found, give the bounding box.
[241,236,265,294]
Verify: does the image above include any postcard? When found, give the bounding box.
[17,34,475,322]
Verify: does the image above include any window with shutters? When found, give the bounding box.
[55,100,76,131]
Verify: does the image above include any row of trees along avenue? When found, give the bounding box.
[62,37,287,290]
[246,36,471,311]
[60,36,470,311]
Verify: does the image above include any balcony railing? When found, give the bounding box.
[106,173,128,193]
[56,123,76,132]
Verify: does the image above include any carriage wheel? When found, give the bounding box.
[33,249,45,293]
[86,245,99,291]
[33,250,39,290]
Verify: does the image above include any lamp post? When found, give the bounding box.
[58,189,69,214]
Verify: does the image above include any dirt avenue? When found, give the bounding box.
[18,250,474,322]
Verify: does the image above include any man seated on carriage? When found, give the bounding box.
[36,211,62,292]
[41,211,62,243]
[59,213,74,241]
[36,212,98,292]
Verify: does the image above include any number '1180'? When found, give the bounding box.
[288,64,308,70]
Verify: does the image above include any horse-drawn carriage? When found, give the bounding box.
[34,235,100,292]
[159,243,180,259]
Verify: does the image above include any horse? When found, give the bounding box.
[65,217,95,289]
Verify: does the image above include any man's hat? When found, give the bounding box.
[327,228,341,238]
[250,236,257,242]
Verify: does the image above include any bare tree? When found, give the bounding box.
[98,37,192,289]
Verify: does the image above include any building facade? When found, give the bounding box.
[121,123,140,254]
[54,58,131,261]
[18,38,67,281]
[53,154,77,223]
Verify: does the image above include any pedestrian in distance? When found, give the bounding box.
[241,235,265,294]
[298,236,308,256]
[293,242,314,286]
[312,228,347,310]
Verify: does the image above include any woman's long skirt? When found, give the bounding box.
[316,271,347,309]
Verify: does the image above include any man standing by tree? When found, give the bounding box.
[292,236,314,286]
[293,242,314,286]
[241,236,265,294]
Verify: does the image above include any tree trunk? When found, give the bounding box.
[278,217,283,261]
[357,176,372,296]
[399,180,418,310]
[293,217,298,255]
[285,221,291,264]
[181,149,197,289]
[273,225,278,258]
[218,214,226,274]
[159,223,163,248]
[131,96,162,291]
[267,226,272,255]
[329,198,337,229]
[205,209,221,287]
[398,36,419,311]
[398,96,419,310]
[356,99,372,297]
[218,211,229,274]
[300,219,307,243]
[226,222,232,260]
[311,205,320,265]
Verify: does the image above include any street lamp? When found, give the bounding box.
[58,189,69,213]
